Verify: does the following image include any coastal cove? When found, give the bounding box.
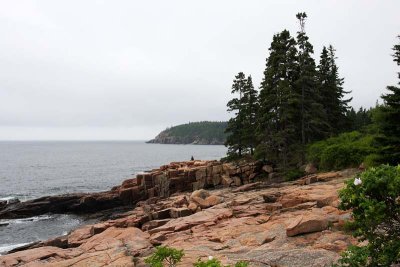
[0,141,227,200]
[0,141,226,254]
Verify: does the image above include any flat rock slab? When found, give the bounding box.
[0,227,152,267]
[149,208,233,234]
[286,214,329,237]
[237,248,339,267]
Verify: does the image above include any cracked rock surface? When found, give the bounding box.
[0,162,359,267]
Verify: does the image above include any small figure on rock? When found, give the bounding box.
[191,156,194,161]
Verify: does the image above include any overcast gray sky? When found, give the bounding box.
[0,0,399,140]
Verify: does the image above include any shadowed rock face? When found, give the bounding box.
[0,165,360,267]
[0,193,123,219]
[0,160,264,219]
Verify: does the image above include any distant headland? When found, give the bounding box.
[147,121,227,145]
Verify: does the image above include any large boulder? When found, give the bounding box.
[305,163,317,174]
[188,202,198,212]
[262,192,281,203]
[286,214,329,237]
[121,178,137,189]
[221,175,234,187]
[190,189,210,200]
[68,225,94,247]
[172,195,189,208]
[204,195,223,206]
[190,189,222,209]
[190,195,223,209]
[262,165,274,173]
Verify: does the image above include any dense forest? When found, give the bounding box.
[147,121,227,145]
[225,12,400,173]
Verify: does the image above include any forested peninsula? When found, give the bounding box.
[147,121,227,145]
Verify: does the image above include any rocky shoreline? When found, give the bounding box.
[0,160,264,220]
[0,160,359,266]
[146,139,224,145]
[146,136,224,145]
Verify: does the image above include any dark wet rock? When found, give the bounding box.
[0,192,122,219]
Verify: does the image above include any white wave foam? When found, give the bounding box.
[0,215,53,225]
[0,243,31,254]
[0,196,15,201]
[0,196,20,203]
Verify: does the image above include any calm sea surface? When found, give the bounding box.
[0,141,227,254]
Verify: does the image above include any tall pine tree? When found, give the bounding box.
[225,72,247,157]
[375,36,400,164]
[257,30,298,169]
[295,12,327,151]
[241,75,258,155]
[346,107,372,131]
[317,45,352,134]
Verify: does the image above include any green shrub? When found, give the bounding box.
[145,246,184,267]
[284,169,305,181]
[233,262,249,267]
[334,245,369,267]
[362,153,382,168]
[193,258,222,267]
[307,131,378,170]
[193,258,249,267]
[144,247,249,267]
[337,165,400,266]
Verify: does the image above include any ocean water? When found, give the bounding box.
[0,141,227,254]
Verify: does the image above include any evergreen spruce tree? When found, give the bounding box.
[241,75,258,155]
[345,107,372,131]
[257,30,298,168]
[375,36,400,164]
[295,12,327,152]
[356,107,372,130]
[345,107,357,131]
[225,72,247,157]
[317,45,352,134]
